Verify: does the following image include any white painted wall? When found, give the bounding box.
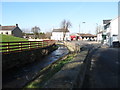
[111,17,118,35]
[97,33,102,43]
[106,17,119,46]
[0,30,12,35]
[51,32,70,41]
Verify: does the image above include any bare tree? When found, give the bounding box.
[31,26,40,39]
[45,32,52,39]
[61,19,72,30]
[96,25,102,35]
[61,19,72,41]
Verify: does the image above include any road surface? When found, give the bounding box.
[82,46,120,88]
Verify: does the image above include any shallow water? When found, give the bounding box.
[3,45,69,88]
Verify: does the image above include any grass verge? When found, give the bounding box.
[24,53,76,88]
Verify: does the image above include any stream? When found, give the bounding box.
[3,45,69,88]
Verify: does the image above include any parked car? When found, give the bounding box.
[87,38,92,41]
[112,41,120,48]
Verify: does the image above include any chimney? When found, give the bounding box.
[16,24,18,27]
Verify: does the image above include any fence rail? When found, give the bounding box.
[0,40,56,54]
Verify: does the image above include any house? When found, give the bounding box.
[70,33,97,41]
[0,24,23,38]
[51,28,70,41]
[97,31,103,43]
[103,17,119,46]
[79,33,97,41]
[96,19,112,44]
[70,33,80,41]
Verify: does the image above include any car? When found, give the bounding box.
[112,41,119,48]
[87,38,92,41]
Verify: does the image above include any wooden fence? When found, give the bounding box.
[0,40,56,54]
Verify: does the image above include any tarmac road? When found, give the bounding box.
[82,46,120,88]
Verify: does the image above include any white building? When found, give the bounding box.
[51,28,70,41]
[96,20,111,44]
[104,17,119,46]
[0,24,23,38]
[97,31,103,43]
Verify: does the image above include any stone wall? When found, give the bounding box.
[2,44,58,72]
[64,41,80,53]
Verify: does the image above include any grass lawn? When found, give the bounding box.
[0,34,28,42]
[0,34,54,52]
[0,34,29,52]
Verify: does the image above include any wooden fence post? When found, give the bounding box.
[1,40,54,53]
[37,42,39,48]
[19,42,22,51]
[29,42,31,49]
[20,42,22,51]
[42,40,44,47]
[7,42,9,52]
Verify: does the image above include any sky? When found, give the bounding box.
[1,1,119,34]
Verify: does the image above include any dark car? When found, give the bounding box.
[87,38,92,41]
[112,41,120,48]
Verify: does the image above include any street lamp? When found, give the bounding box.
[82,22,86,33]
[79,22,86,34]
[96,23,98,34]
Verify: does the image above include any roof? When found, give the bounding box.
[0,24,18,30]
[97,31,103,34]
[77,33,97,37]
[0,26,16,30]
[103,19,112,24]
[52,28,69,32]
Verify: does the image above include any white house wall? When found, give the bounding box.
[51,32,63,40]
[64,33,70,40]
[0,30,12,35]
[105,17,119,46]
[111,17,118,35]
[51,32,70,41]
[97,33,102,42]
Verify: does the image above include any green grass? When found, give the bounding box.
[0,34,28,52]
[0,34,28,42]
[0,34,43,52]
[25,53,76,88]
[0,34,55,53]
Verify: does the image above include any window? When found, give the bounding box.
[1,32,3,34]
[6,32,8,34]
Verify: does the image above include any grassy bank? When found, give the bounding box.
[24,53,76,88]
[0,34,28,52]
[0,34,28,42]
